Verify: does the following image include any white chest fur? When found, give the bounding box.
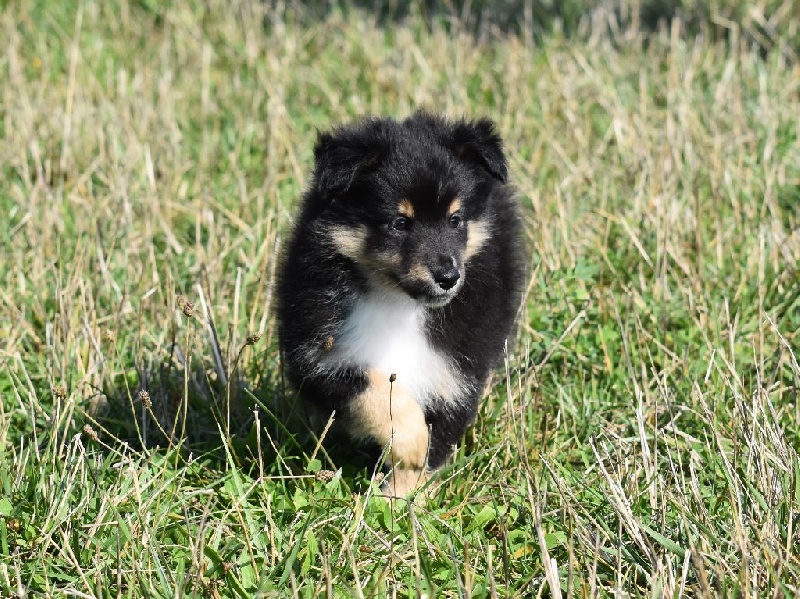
[321,290,466,407]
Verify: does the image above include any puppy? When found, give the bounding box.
[276,113,524,496]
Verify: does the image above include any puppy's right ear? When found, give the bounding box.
[312,126,386,201]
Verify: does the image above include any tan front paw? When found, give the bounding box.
[382,467,429,497]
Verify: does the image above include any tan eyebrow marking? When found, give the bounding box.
[398,199,415,218]
[447,198,462,217]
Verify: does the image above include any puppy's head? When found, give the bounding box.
[310,114,507,308]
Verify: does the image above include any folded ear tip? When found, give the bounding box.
[448,118,507,183]
[314,131,335,157]
[311,120,390,200]
[475,117,497,132]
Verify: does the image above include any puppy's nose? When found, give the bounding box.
[433,265,460,290]
[435,268,460,290]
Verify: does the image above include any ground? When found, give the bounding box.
[0,0,798,596]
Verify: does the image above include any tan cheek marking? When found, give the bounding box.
[349,370,430,494]
[447,198,462,216]
[328,225,367,260]
[407,262,432,285]
[372,248,402,268]
[398,198,415,218]
[465,220,491,260]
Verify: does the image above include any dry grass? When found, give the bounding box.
[0,0,798,596]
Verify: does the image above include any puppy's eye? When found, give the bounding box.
[391,216,412,232]
[448,213,463,228]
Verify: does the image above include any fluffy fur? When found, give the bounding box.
[276,113,524,496]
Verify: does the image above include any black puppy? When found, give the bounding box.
[277,113,524,495]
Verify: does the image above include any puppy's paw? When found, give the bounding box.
[381,467,430,499]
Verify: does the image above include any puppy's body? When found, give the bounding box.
[277,114,524,495]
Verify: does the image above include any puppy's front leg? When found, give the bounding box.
[348,370,429,496]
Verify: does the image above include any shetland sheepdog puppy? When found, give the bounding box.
[277,113,524,496]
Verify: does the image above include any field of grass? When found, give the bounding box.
[1,0,798,596]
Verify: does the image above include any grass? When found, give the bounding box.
[1,0,798,596]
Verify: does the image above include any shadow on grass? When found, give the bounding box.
[92,326,379,488]
[266,0,797,60]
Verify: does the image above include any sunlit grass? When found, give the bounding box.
[0,0,798,596]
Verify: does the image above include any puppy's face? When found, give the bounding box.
[310,114,506,308]
[328,192,491,307]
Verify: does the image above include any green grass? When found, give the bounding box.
[1,0,798,596]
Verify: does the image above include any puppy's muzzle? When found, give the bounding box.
[431,255,461,291]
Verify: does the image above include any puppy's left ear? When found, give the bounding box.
[447,118,508,183]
